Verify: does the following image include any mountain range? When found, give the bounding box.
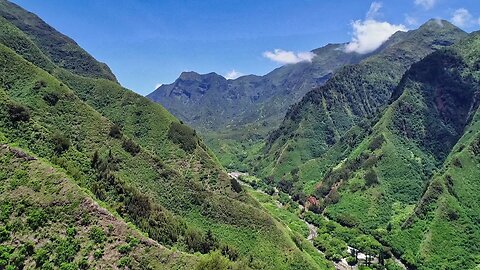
[147,43,369,170]
[1,0,480,269]
[148,16,480,270]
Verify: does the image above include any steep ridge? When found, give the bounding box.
[0,2,331,269]
[382,32,480,270]
[259,20,467,181]
[302,31,479,269]
[0,0,117,82]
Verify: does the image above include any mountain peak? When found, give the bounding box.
[419,18,458,31]
[179,71,201,80]
[178,71,223,81]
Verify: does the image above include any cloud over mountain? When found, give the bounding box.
[451,8,474,27]
[345,20,406,54]
[263,49,316,64]
[345,2,407,54]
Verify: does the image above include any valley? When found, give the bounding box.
[1,0,480,269]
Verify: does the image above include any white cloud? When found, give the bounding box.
[451,8,473,27]
[344,19,407,54]
[225,70,244,80]
[263,49,316,64]
[367,2,383,19]
[414,0,436,10]
[405,14,418,26]
[154,83,163,89]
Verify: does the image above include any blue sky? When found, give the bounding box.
[12,0,480,95]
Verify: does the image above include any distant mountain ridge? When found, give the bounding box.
[148,43,367,132]
[147,36,411,170]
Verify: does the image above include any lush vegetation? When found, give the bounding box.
[1,1,479,269]
[0,2,331,269]
[258,20,467,182]
[0,144,196,269]
[147,43,367,172]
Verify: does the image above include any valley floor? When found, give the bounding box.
[233,172,408,270]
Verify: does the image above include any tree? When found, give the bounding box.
[196,251,230,270]
[7,103,30,122]
[109,124,122,138]
[277,179,293,194]
[353,235,381,266]
[51,133,70,154]
[122,138,140,156]
[364,169,378,187]
[231,178,242,193]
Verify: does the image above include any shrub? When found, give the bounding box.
[230,178,242,193]
[221,244,239,261]
[34,248,49,267]
[59,263,76,270]
[78,258,89,270]
[452,157,462,168]
[27,209,47,230]
[364,169,378,187]
[43,92,60,106]
[346,256,357,266]
[326,189,340,204]
[66,227,76,238]
[51,133,70,154]
[54,238,80,265]
[368,135,385,151]
[337,213,358,227]
[33,80,47,90]
[118,244,132,254]
[471,137,480,156]
[93,249,104,259]
[167,122,198,152]
[196,251,230,270]
[109,124,122,138]
[0,203,11,223]
[0,227,10,243]
[117,256,132,268]
[7,103,30,122]
[122,138,140,156]
[89,227,106,244]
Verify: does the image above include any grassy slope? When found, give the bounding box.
[0,9,329,270]
[247,188,335,270]
[0,142,195,270]
[0,0,117,82]
[319,33,480,269]
[258,20,467,181]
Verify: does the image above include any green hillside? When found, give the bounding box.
[0,143,196,269]
[383,32,480,270]
[2,0,480,269]
[296,31,480,269]
[0,0,117,82]
[258,20,467,182]
[0,1,331,269]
